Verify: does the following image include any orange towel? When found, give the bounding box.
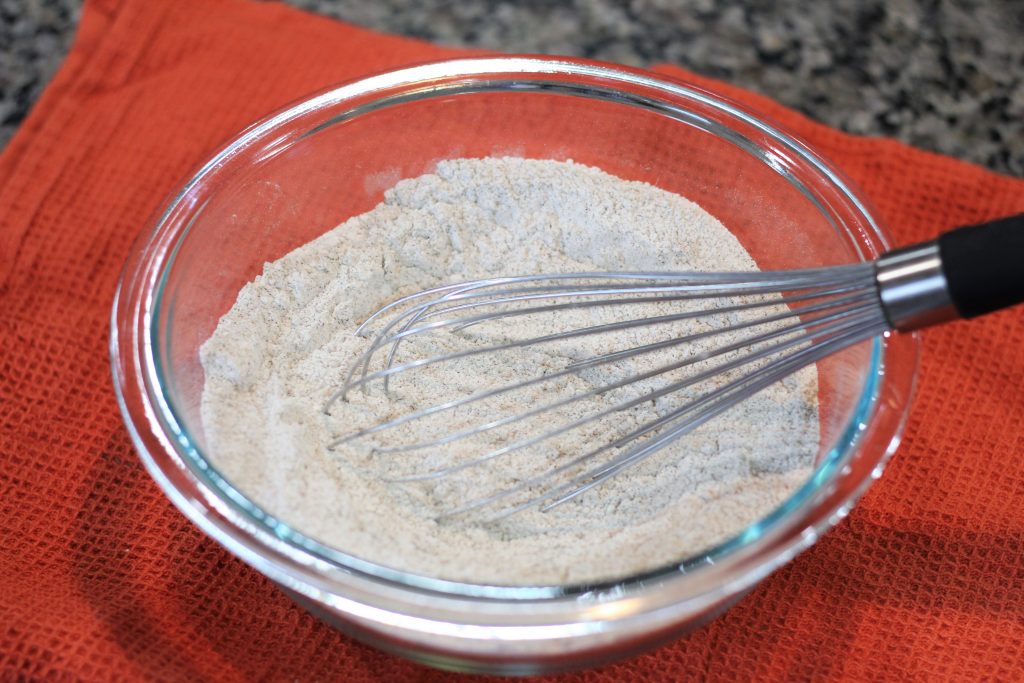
[1,0,1022,680]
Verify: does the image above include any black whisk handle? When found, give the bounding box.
[938,213,1024,319]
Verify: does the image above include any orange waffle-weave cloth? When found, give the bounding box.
[2,0,1023,679]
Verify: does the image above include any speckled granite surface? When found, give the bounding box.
[2,0,1022,175]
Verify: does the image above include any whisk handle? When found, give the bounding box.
[876,212,1024,331]
[939,213,1024,319]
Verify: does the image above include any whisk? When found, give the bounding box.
[324,214,1024,520]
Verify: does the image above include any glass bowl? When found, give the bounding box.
[111,56,918,675]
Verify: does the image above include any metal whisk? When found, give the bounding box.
[324,214,1024,520]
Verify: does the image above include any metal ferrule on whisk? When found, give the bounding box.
[874,242,959,332]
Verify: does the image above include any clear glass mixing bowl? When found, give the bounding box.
[111,57,918,675]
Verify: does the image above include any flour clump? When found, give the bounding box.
[199,157,817,585]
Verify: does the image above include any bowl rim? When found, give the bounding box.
[110,55,919,646]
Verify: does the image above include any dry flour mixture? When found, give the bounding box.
[200,158,818,585]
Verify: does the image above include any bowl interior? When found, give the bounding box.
[149,65,888,594]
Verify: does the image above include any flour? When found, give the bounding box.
[199,158,817,585]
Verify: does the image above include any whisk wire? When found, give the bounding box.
[352,264,872,350]
[326,264,886,519]
[326,266,876,410]
[370,297,878,457]
[437,311,887,521]
[497,316,886,519]
[327,292,875,451]
[335,286,872,402]
[352,264,876,336]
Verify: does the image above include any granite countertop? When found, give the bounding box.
[2,0,1022,176]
